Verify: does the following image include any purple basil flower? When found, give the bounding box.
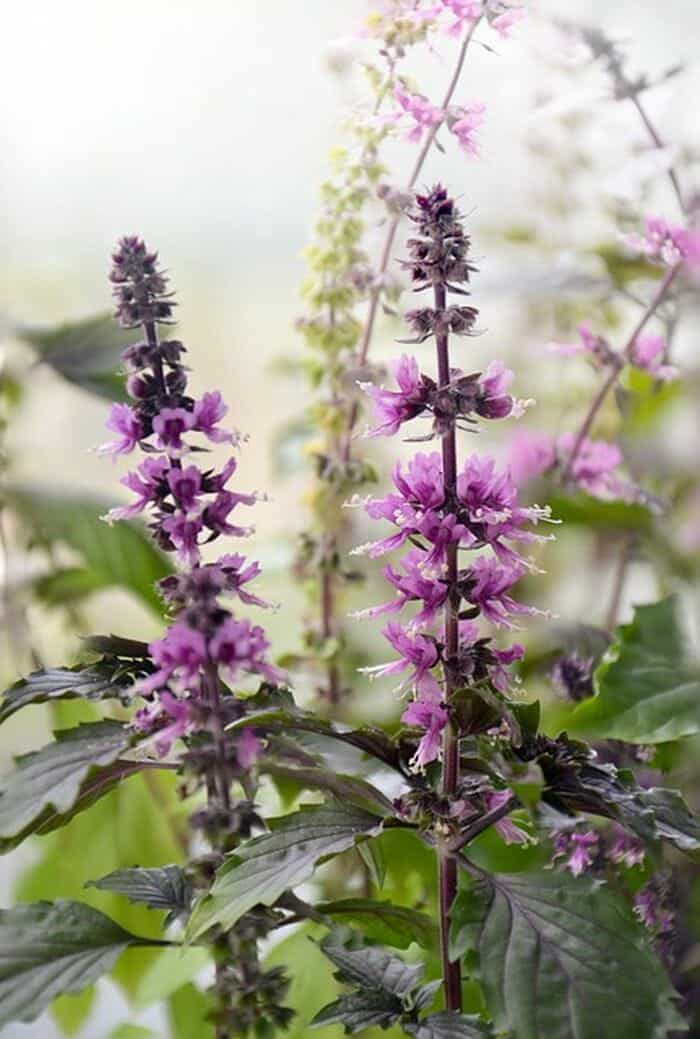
[361,621,441,700]
[362,355,432,437]
[99,403,143,457]
[401,696,449,769]
[552,828,599,876]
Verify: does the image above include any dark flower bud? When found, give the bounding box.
[551,653,594,702]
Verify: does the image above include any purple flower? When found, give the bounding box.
[448,102,486,157]
[556,433,632,501]
[203,491,256,538]
[162,514,204,568]
[552,829,599,877]
[167,465,203,511]
[393,86,443,144]
[215,554,270,608]
[236,727,262,769]
[630,333,678,382]
[99,403,143,457]
[440,1,483,38]
[609,826,645,869]
[359,453,470,561]
[193,391,239,445]
[475,360,516,419]
[152,407,196,454]
[491,6,525,39]
[508,430,556,486]
[551,653,594,702]
[104,457,170,521]
[210,617,283,685]
[361,622,441,699]
[457,453,551,565]
[623,215,700,268]
[461,555,540,628]
[363,355,431,437]
[140,622,208,694]
[484,789,530,845]
[401,696,449,769]
[354,548,449,629]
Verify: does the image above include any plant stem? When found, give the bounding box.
[561,262,681,482]
[435,280,462,1013]
[342,19,481,461]
[628,92,686,214]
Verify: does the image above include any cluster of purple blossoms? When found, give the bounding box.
[551,823,645,878]
[547,321,679,382]
[101,237,281,759]
[355,187,549,772]
[508,427,642,503]
[362,355,528,438]
[622,215,700,269]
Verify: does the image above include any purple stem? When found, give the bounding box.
[434,280,462,1013]
[561,262,681,482]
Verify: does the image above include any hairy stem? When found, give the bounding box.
[561,262,681,481]
[435,280,462,1012]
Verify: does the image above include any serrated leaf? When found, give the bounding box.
[0,663,136,724]
[19,313,134,401]
[405,1011,491,1038]
[16,770,183,998]
[9,486,171,614]
[0,721,132,851]
[0,900,156,1026]
[319,931,424,998]
[572,598,700,743]
[311,989,403,1033]
[187,803,383,939]
[316,898,436,949]
[261,761,394,815]
[459,870,686,1039]
[86,866,193,923]
[228,707,402,771]
[618,786,700,854]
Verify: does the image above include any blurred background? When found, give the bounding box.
[1,1,699,1036]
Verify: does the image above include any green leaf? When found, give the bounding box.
[187,802,384,939]
[548,493,653,531]
[458,870,686,1039]
[16,770,183,999]
[318,930,424,998]
[86,866,193,923]
[0,900,156,1026]
[0,721,133,851]
[617,786,700,854]
[228,707,402,771]
[107,1026,158,1039]
[311,989,403,1033]
[0,662,136,724]
[167,982,212,1039]
[19,313,133,401]
[51,984,96,1036]
[261,761,395,816]
[133,947,209,1009]
[405,1012,490,1038]
[316,898,436,950]
[9,486,171,614]
[571,598,700,743]
[357,837,386,890]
